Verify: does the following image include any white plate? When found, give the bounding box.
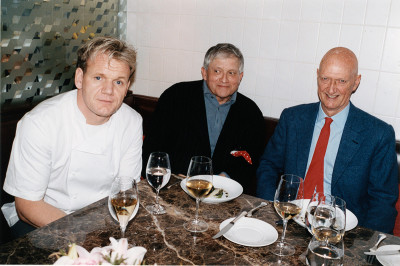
[108,197,140,222]
[293,199,358,231]
[219,217,278,247]
[180,175,243,204]
[376,245,400,266]
[345,209,358,231]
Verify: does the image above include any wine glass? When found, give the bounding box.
[306,235,344,266]
[145,152,171,215]
[273,174,304,256]
[332,197,346,241]
[183,156,213,233]
[311,194,338,243]
[306,192,334,234]
[109,177,139,238]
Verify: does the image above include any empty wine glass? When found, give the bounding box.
[332,197,346,241]
[146,152,171,215]
[183,156,213,233]
[306,235,344,266]
[109,177,139,238]
[273,174,304,256]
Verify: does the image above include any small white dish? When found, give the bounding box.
[293,199,358,231]
[219,217,278,247]
[180,175,243,204]
[376,245,400,266]
[108,198,140,222]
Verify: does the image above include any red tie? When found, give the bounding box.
[304,117,333,199]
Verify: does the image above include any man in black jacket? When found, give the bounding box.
[143,43,265,196]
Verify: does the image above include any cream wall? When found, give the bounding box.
[126,0,400,139]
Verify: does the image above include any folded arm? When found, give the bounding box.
[15,197,66,227]
[4,116,64,227]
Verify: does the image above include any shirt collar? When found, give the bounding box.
[317,102,350,129]
[202,80,237,106]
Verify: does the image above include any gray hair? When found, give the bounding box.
[76,36,137,82]
[203,43,244,73]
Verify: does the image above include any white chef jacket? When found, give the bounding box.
[2,90,142,227]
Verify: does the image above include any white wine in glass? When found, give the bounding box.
[311,195,346,244]
[184,156,213,233]
[272,174,304,256]
[109,177,139,238]
[306,192,334,234]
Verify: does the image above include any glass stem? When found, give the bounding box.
[155,189,160,210]
[121,226,126,238]
[194,198,200,223]
[281,218,288,243]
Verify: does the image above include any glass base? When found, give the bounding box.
[146,204,166,215]
[183,219,208,233]
[268,256,293,265]
[271,241,296,256]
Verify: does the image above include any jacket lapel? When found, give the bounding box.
[331,103,364,188]
[190,82,211,155]
[296,103,319,177]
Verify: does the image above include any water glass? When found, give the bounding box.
[306,235,344,266]
[146,152,171,215]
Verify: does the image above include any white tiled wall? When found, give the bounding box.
[126,0,400,139]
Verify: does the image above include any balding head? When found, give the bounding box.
[317,47,361,117]
[320,47,359,76]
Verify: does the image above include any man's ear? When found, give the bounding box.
[352,74,361,93]
[75,68,84,90]
[201,67,207,81]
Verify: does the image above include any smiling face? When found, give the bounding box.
[201,55,244,105]
[317,48,361,117]
[75,53,131,125]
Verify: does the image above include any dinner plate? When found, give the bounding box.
[180,175,243,204]
[108,197,140,222]
[292,199,358,231]
[376,245,400,266]
[219,217,278,247]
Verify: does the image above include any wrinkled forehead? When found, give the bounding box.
[210,54,241,68]
[87,53,130,71]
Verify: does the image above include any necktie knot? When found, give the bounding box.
[325,117,333,127]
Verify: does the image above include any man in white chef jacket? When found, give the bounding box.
[2,36,142,238]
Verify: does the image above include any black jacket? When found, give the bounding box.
[143,80,266,196]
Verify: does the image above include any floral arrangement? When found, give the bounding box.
[51,237,146,265]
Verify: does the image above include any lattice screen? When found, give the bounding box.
[1,0,125,106]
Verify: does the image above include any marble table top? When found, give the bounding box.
[1,175,399,265]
